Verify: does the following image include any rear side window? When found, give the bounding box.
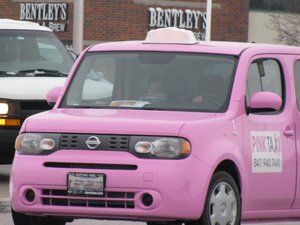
[294,60,300,110]
[246,58,284,110]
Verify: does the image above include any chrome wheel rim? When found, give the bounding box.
[209,181,237,225]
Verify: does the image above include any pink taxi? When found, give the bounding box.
[10,27,300,225]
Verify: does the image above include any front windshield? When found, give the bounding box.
[0,30,74,76]
[62,52,237,112]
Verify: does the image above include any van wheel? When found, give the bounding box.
[11,208,66,225]
[186,171,241,225]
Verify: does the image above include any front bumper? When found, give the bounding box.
[11,150,212,222]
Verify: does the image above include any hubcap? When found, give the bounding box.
[209,182,237,225]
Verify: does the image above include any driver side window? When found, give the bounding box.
[246,58,283,110]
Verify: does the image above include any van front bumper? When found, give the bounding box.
[10,150,212,222]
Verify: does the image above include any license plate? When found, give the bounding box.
[67,172,105,195]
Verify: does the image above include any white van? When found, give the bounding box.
[0,19,74,164]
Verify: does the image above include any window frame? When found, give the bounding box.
[245,57,286,114]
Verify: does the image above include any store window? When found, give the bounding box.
[249,0,299,12]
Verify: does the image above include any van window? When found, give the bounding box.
[62,52,237,112]
[246,58,284,110]
[294,60,300,110]
[0,30,73,74]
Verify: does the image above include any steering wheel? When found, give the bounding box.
[202,96,222,109]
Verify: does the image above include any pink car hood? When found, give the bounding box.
[24,108,215,136]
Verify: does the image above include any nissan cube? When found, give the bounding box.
[10,27,300,225]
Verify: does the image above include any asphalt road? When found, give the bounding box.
[1,164,300,225]
[0,212,145,225]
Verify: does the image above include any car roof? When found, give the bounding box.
[89,40,300,56]
[87,27,300,56]
[88,41,252,55]
[0,19,51,32]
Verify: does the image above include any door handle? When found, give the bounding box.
[283,129,294,137]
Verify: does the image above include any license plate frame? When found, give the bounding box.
[67,172,106,196]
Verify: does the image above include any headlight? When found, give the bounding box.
[131,136,191,159]
[15,133,60,155]
[0,103,8,114]
[0,100,21,127]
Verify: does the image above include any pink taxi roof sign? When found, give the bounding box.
[144,27,197,44]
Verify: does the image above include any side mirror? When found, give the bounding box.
[47,86,63,106]
[249,91,282,113]
[67,48,78,60]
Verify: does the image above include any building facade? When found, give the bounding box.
[248,0,300,45]
[0,0,249,50]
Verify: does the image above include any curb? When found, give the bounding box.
[0,198,11,213]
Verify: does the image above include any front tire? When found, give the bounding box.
[11,208,66,225]
[147,222,182,225]
[186,171,241,225]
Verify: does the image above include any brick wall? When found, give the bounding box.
[0,0,249,46]
[212,0,249,41]
[84,0,249,43]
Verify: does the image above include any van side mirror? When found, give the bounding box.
[248,91,282,113]
[67,48,78,60]
[47,86,63,106]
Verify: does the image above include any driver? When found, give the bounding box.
[142,79,167,102]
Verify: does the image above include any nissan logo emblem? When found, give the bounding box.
[86,136,101,149]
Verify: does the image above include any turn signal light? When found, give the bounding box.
[0,118,21,126]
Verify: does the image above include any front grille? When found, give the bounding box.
[19,100,52,120]
[60,135,78,149]
[19,100,52,110]
[42,189,135,209]
[44,162,137,170]
[60,134,130,151]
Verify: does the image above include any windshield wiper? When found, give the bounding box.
[17,69,68,77]
[0,71,17,76]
